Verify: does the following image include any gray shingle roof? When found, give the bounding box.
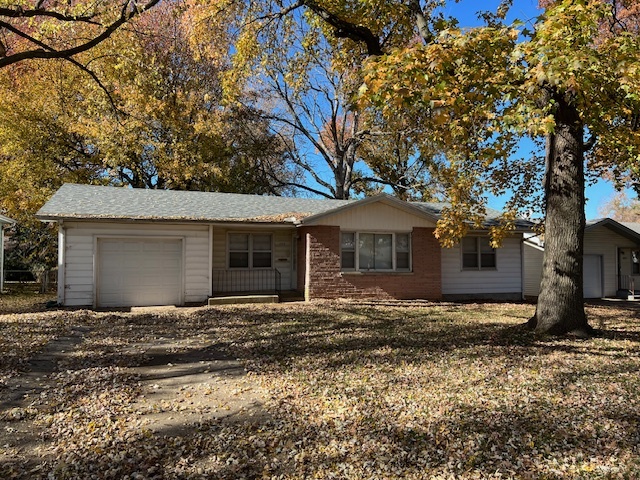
[36,184,355,223]
[36,183,533,230]
[411,201,533,230]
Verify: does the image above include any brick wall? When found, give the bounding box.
[297,225,442,300]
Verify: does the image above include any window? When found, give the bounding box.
[633,250,640,275]
[462,237,496,270]
[341,232,411,272]
[229,233,272,268]
[341,232,355,269]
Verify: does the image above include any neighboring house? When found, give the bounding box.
[36,184,533,308]
[0,214,16,293]
[524,218,640,299]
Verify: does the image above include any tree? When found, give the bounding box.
[599,192,640,222]
[193,1,436,200]
[224,0,640,335]
[358,115,442,201]
[0,1,295,198]
[0,0,160,69]
[0,1,296,283]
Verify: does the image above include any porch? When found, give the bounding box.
[617,274,640,300]
[210,268,303,304]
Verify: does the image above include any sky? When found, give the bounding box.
[444,0,629,220]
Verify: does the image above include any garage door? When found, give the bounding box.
[583,254,603,299]
[97,238,183,307]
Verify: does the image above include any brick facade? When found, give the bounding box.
[297,225,442,300]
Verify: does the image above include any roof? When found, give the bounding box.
[587,218,640,244]
[410,201,533,230]
[36,184,354,224]
[0,214,15,225]
[36,183,533,231]
[301,194,441,225]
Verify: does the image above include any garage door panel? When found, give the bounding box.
[97,238,183,307]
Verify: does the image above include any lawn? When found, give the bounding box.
[1,297,639,479]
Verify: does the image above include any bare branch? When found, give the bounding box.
[0,0,161,69]
[0,7,96,23]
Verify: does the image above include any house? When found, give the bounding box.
[524,218,640,299]
[36,184,533,308]
[0,213,16,293]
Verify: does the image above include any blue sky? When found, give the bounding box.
[444,0,628,219]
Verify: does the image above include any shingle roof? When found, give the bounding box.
[621,222,640,235]
[36,183,533,231]
[411,201,533,230]
[36,184,354,223]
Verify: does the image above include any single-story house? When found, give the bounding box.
[36,183,534,308]
[524,218,640,299]
[0,213,16,293]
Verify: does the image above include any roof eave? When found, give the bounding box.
[0,214,16,225]
[34,214,298,228]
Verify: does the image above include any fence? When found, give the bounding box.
[2,269,57,293]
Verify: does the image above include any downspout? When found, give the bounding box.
[520,235,525,301]
[305,233,311,302]
[208,225,214,297]
[57,221,65,306]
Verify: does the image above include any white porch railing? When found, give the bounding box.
[619,275,636,295]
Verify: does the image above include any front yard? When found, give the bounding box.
[1,297,639,479]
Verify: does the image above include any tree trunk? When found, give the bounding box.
[529,95,593,336]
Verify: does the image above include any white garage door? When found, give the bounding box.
[583,254,603,299]
[97,238,183,307]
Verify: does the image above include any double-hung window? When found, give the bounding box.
[462,236,496,270]
[229,233,272,268]
[341,232,411,272]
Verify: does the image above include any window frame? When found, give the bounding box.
[461,236,497,271]
[340,231,412,272]
[227,232,273,269]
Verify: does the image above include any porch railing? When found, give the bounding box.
[212,268,281,294]
[619,274,636,294]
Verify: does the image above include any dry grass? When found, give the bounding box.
[1,299,640,479]
[0,284,56,315]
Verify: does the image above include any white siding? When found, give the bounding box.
[211,227,295,291]
[62,221,210,306]
[523,242,544,297]
[311,202,436,230]
[441,236,523,296]
[584,226,637,297]
[523,225,640,298]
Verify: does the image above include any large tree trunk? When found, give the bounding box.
[529,95,593,336]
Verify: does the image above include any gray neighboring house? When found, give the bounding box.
[524,218,640,299]
[0,214,16,293]
[37,183,533,308]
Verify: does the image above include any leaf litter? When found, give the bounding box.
[0,300,639,478]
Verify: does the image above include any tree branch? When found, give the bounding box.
[407,0,434,44]
[302,1,383,56]
[583,133,596,152]
[0,0,161,69]
[0,7,97,23]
